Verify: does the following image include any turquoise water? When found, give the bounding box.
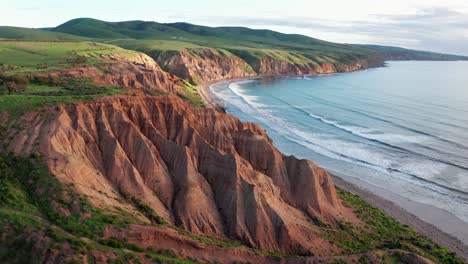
[211,61,468,223]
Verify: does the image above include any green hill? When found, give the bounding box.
[50,18,367,52]
[51,18,194,40]
[0,26,87,41]
[356,44,468,61]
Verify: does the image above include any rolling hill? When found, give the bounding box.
[357,44,468,61]
[0,26,88,41]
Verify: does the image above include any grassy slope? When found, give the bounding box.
[0,41,136,70]
[356,44,468,61]
[0,40,204,117]
[0,26,88,41]
[0,41,138,118]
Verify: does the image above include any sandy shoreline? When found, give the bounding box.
[198,80,468,261]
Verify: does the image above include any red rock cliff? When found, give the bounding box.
[8,95,355,255]
[156,48,257,84]
[152,48,384,83]
[35,52,186,95]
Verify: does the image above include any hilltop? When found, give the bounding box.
[0,26,88,41]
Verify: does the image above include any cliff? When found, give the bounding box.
[156,48,257,84]
[7,95,352,255]
[149,48,384,84]
[34,52,186,95]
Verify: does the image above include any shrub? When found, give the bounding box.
[36,63,48,69]
[5,81,19,93]
[0,85,6,95]
[33,76,63,86]
[358,255,371,264]
[11,74,29,87]
[67,56,88,65]
[0,74,29,93]
[126,243,144,252]
[98,237,125,248]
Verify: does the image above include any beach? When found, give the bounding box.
[332,175,468,260]
[199,78,468,261]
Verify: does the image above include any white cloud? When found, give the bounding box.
[188,7,468,55]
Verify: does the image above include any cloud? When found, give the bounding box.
[193,8,468,56]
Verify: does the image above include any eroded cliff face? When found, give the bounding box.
[7,95,355,256]
[36,53,186,95]
[156,48,257,84]
[153,49,384,83]
[245,55,384,76]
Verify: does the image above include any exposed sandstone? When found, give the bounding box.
[35,53,185,95]
[156,48,257,84]
[8,95,356,255]
[154,49,384,83]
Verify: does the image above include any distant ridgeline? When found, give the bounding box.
[355,44,468,61]
[0,18,466,69]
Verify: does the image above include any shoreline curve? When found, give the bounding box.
[198,76,468,260]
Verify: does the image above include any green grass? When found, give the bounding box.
[330,189,465,264]
[0,40,139,73]
[0,83,122,119]
[0,40,201,117]
[25,83,67,93]
[356,44,468,61]
[109,39,204,52]
[121,194,167,226]
[0,154,136,237]
[0,26,88,41]
[181,83,204,107]
[0,153,141,262]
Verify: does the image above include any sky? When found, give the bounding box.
[2,0,468,55]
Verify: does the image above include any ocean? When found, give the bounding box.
[210,61,468,224]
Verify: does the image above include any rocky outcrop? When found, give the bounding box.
[156,48,257,84]
[7,95,355,255]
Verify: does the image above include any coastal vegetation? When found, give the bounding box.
[335,189,464,264]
